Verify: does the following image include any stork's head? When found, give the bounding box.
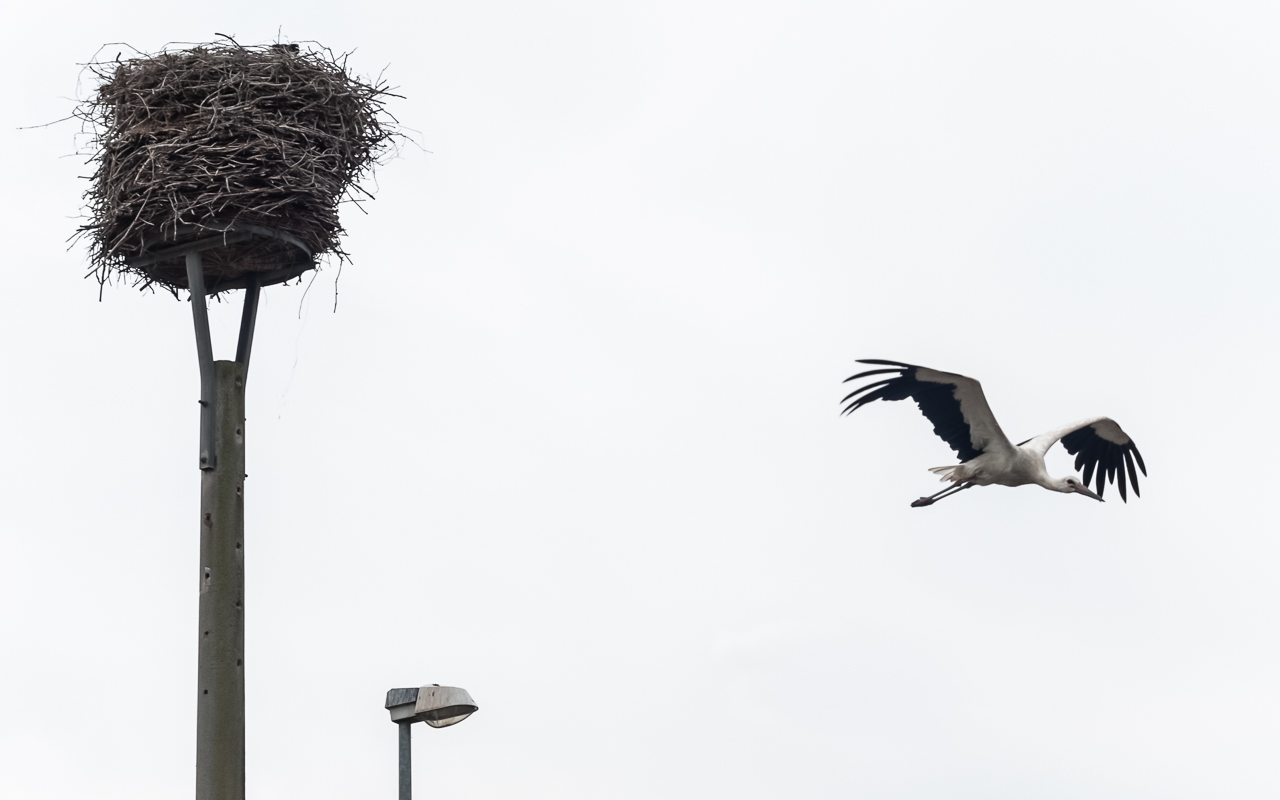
[1058,476,1104,502]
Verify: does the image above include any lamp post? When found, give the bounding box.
[385,685,479,799]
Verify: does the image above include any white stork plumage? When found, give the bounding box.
[841,359,1146,507]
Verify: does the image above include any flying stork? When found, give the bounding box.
[841,360,1146,507]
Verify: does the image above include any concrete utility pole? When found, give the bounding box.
[195,361,248,799]
[120,221,307,800]
[182,247,261,800]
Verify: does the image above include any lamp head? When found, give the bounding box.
[385,685,478,728]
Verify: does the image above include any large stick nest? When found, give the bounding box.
[75,40,400,293]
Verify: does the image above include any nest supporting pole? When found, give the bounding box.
[187,252,256,800]
[235,274,261,376]
[195,360,248,800]
[186,252,217,471]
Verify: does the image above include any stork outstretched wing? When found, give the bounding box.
[1023,418,1146,501]
[841,359,1014,462]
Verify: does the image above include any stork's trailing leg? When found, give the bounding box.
[911,482,974,508]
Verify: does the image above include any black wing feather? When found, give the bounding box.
[1124,451,1141,498]
[843,367,906,383]
[1130,444,1147,476]
[841,360,984,462]
[840,378,896,404]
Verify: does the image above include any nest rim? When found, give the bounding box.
[125,220,317,294]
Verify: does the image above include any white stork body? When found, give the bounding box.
[841,360,1146,507]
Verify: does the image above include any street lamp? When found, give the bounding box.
[385,685,478,799]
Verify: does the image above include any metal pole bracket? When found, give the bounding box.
[186,254,261,471]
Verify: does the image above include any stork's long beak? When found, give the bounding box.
[1073,485,1104,502]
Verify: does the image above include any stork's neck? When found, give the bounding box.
[1020,450,1058,490]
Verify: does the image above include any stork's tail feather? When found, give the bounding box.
[928,465,962,483]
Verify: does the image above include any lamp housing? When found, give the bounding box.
[386,685,477,729]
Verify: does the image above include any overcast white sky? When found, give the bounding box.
[3,1,1280,798]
